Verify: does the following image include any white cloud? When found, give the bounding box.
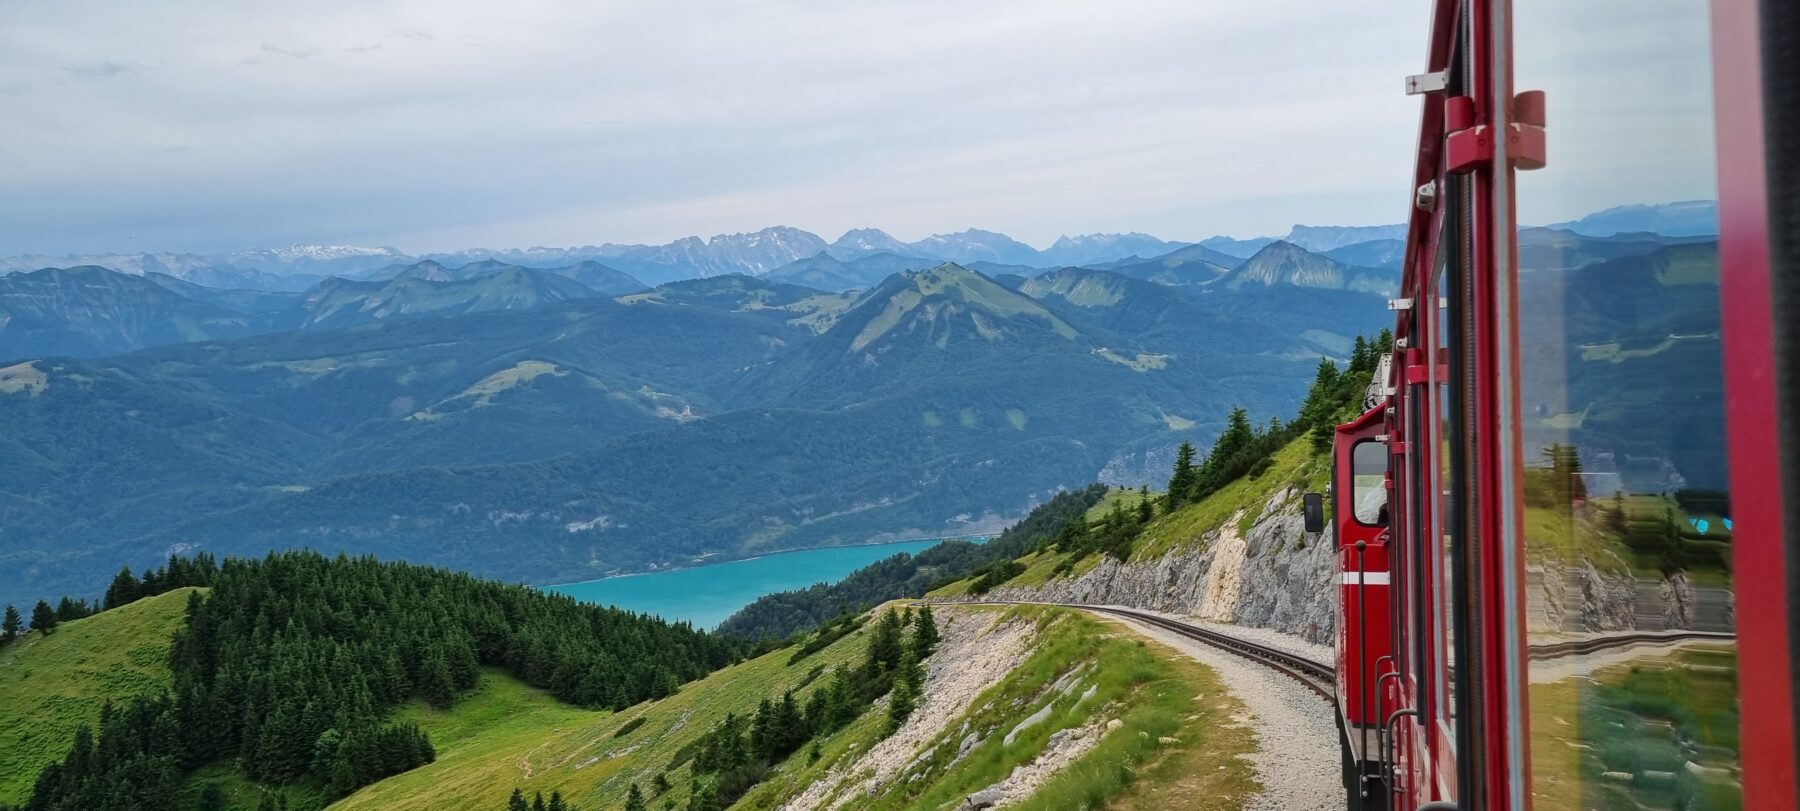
[0,0,1714,255]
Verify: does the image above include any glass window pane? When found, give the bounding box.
[1352,441,1388,526]
[1515,2,1737,808]
[1432,229,1457,740]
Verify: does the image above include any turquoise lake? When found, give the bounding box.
[545,539,959,630]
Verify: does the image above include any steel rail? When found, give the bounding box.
[1525,630,1737,660]
[982,601,1337,701]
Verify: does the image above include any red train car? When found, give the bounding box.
[1324,0,1796,808]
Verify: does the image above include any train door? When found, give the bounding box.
[1335,405,1394,807]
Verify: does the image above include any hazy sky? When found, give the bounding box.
[0,0,1716,256]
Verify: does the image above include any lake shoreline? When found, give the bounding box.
[541,535,993,630]
[539,533,995,589]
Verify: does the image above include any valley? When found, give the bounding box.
[0,228,1407,611]
[0,208,1734,807]
[546,537,980,630]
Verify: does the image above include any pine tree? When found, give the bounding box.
[421,650,457,709]
[546,790,567,811]
[653,772,671,795]
[1350,335,1371,373]
[30,599,57,636]
[2,604,20,642]
[625,783,648,811]
[1215,408,1255,463]
[886,645,923,734]
[508,788,529,811]
[532,791,547,811]
[54,596,85,622]
[1310,419,1336,455]
[911,606,939,659]
[1300,357,1341,428]
[1603,492,1629,537]
[886,675,917,735]
[865,610,904,679]
[104,566,141,610]
[1165,441,1198,509]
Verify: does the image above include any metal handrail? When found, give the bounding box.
[1381,707,1420,798]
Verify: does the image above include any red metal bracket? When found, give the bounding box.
[1511,90,1548,170]
[1444,91,1547,173]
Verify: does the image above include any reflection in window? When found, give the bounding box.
[1515,1,1738,808]
[1352,441,1387,526]
[1431,228,1458,742]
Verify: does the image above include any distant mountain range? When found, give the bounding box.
[1549,200,1718,238]
[0,251,1401,607]
[0,233,1402,360]
[0,260,648,360]
[0,200,1719,607]
[0,200,1713,293]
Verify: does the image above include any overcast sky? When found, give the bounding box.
[0,0,1716,256]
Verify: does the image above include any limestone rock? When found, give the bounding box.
[964,787,1006,809]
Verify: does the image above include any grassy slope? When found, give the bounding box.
[338,604,1255,811]
[335,617,869,811]
[0,587,200,805]
[734,605,1256,811]
[1083,487,1160,523]
[1130,438,1325,561]
[931,437,1327,600]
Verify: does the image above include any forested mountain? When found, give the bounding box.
[7,552,742,809]
[287,268,602,331]
[1,254,1397,608]
[0,252,329,292]
[1518,240,1729,493]
[0,264,638,359]
[359,259,646,295]
[139,273,303,314]
[762,251,933,291]
[1219,240,1397,294]
[1323,238,1405,269]
[0,267,264,361]
[1095,243,1238,286]
[716,485,1110,640]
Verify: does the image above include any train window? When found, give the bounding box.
[1515,1,1738,808]
[1351,440,1387,526]
[1406,389,1429,693]
[1429,215,1458,744]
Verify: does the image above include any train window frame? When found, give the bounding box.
[1406,387,1430,699]
[1349,439,1388,528]
[1428,220,1457,745]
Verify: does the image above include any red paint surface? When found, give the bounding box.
[1711,0,1797,806]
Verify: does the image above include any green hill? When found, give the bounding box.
[337,603,1254,811]
[0,587,199,805]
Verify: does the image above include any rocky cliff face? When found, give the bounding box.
[1526,559,1733,634]
[978,486,1341,644]
[958,483,1733,646]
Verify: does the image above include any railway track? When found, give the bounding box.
[1526,629,1736,660]
[973,601,1734,703]
[989,601,1337,701]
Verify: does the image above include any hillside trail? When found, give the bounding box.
[1093,613,1339,811]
